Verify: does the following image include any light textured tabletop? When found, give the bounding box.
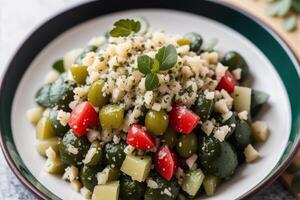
[0,0,296,199]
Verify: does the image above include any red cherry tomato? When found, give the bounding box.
[127,124,156,150]
[169,105,200,134]
[68,102,99,137]
[216,71,237,93]
[154,145,177,180]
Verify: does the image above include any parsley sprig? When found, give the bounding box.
[110,19,141,37]
[138,44,177,91]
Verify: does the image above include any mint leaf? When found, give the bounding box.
[110,19,141,37]
[52,59,65,73]
[145,73,159,91]
[151,59,160,73]
[138,55,152,74]
[155,44,178,70]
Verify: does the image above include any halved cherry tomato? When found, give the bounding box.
[68,101,99,137]
[216,71,237,93]
[154,145,177,180]
[169,105,200,134]
[126,124,156,150]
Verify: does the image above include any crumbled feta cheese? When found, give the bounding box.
[215,63,228,79]
[213,125,230,142]
[82,147,97,165]
[175,167,185,185]
[56,110,70,126]
[147,179,158,189]
[80,187,92,199]
[238,111,248,121]
[70,180,82,192]
[201,120,215,136]
[163,188,172,197]
[232,68,242,80]
[186,154,198,169]
[101,129,113,143]
[214,99,229,114]
[97,168,110,185]
[67,144,78,155]
[152,103,161,111]
[86,130,100,143]
[113,135,120,144]
[244,144,260,163]
[177,45,190,55]
[220,89,233,109]
[26,107,44,124]
[204,90,215,100]
[45,147,56,161]
[74,85,90,101]
[152,32,166,46]
[222,111,233,121]
[63,166,79,182]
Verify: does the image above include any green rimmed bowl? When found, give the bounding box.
[0,0,299,199]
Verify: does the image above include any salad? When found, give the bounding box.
[27,18,270,200]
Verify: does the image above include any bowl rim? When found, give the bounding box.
[0,0,299,200]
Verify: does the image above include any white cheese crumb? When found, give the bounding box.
[67,144,79,155]
[97,168,110,185]
[86,129,100,143]
[244,144,260,163]
[101,129,113,143]
[152,103,161,112]
[222,111,233,121]
[124,145,135,155]
[83,148,97,165]
[113,135,120,144]
[80,187,92,199]
[163,188,172,197]
[70,180,82,192]
[175,167,185,185]
[26,107,44,124]
[57,110,70,126]
[45,147,56,161]
[238,111,248,121]
[201,120,215,136]
[213,125,230,142]
[232,68,242,80]
[63,166,79,181]
[147,179,158,189]
[186,154,198,169]
[204,90,215,100]
[215,63,228,80]
[44,70,60,84]
[214,99,229,114]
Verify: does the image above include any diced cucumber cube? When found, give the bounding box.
[182,168,205,197]
[45,156,66,174]
[203,175,220,196]
[233,86,251,112]
[121,155,151,182]
[92,181,120,200]
[36,137,59,157]
[36,117,56,140]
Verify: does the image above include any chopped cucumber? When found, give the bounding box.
[45,156,66,174]
[36,117,56,140]
[251,121,269,143]
[70,65,88,85]
[36,137,59,157]
[251,90,269,117]
[92,181,120,200]
[121,155,152,182]
[182,168,205,197]
[233,86,251,112]
[203,175,220,196]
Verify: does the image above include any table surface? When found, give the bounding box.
[0,0,296,199]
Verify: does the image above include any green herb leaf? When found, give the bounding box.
[155,44,178,70]
[266,0,292,16]
[283,15,297,31]
[110,19,141,37]
[201,38,219,52]
[52,59,65,73]
[137,55,152,74]
[151,59,160,73]
[145,73,159,91]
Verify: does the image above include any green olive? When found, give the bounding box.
[191,94,214,122]
[87,80,108,108]
[36,117,56,140]
[85,141,103,166]
[145,109,169,136]
[161,127,177,148]
[104,140,127,168]
[176,133,198,158]
[70,65,88,85]
[59,130,90,165]
[99,104,124,130]
[80,165,103,191]
[221,51,249,80]
[183,32,203,52]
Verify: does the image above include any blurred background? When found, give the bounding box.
[0,0,299,199]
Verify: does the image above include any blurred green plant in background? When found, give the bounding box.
[265,0,300,31]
